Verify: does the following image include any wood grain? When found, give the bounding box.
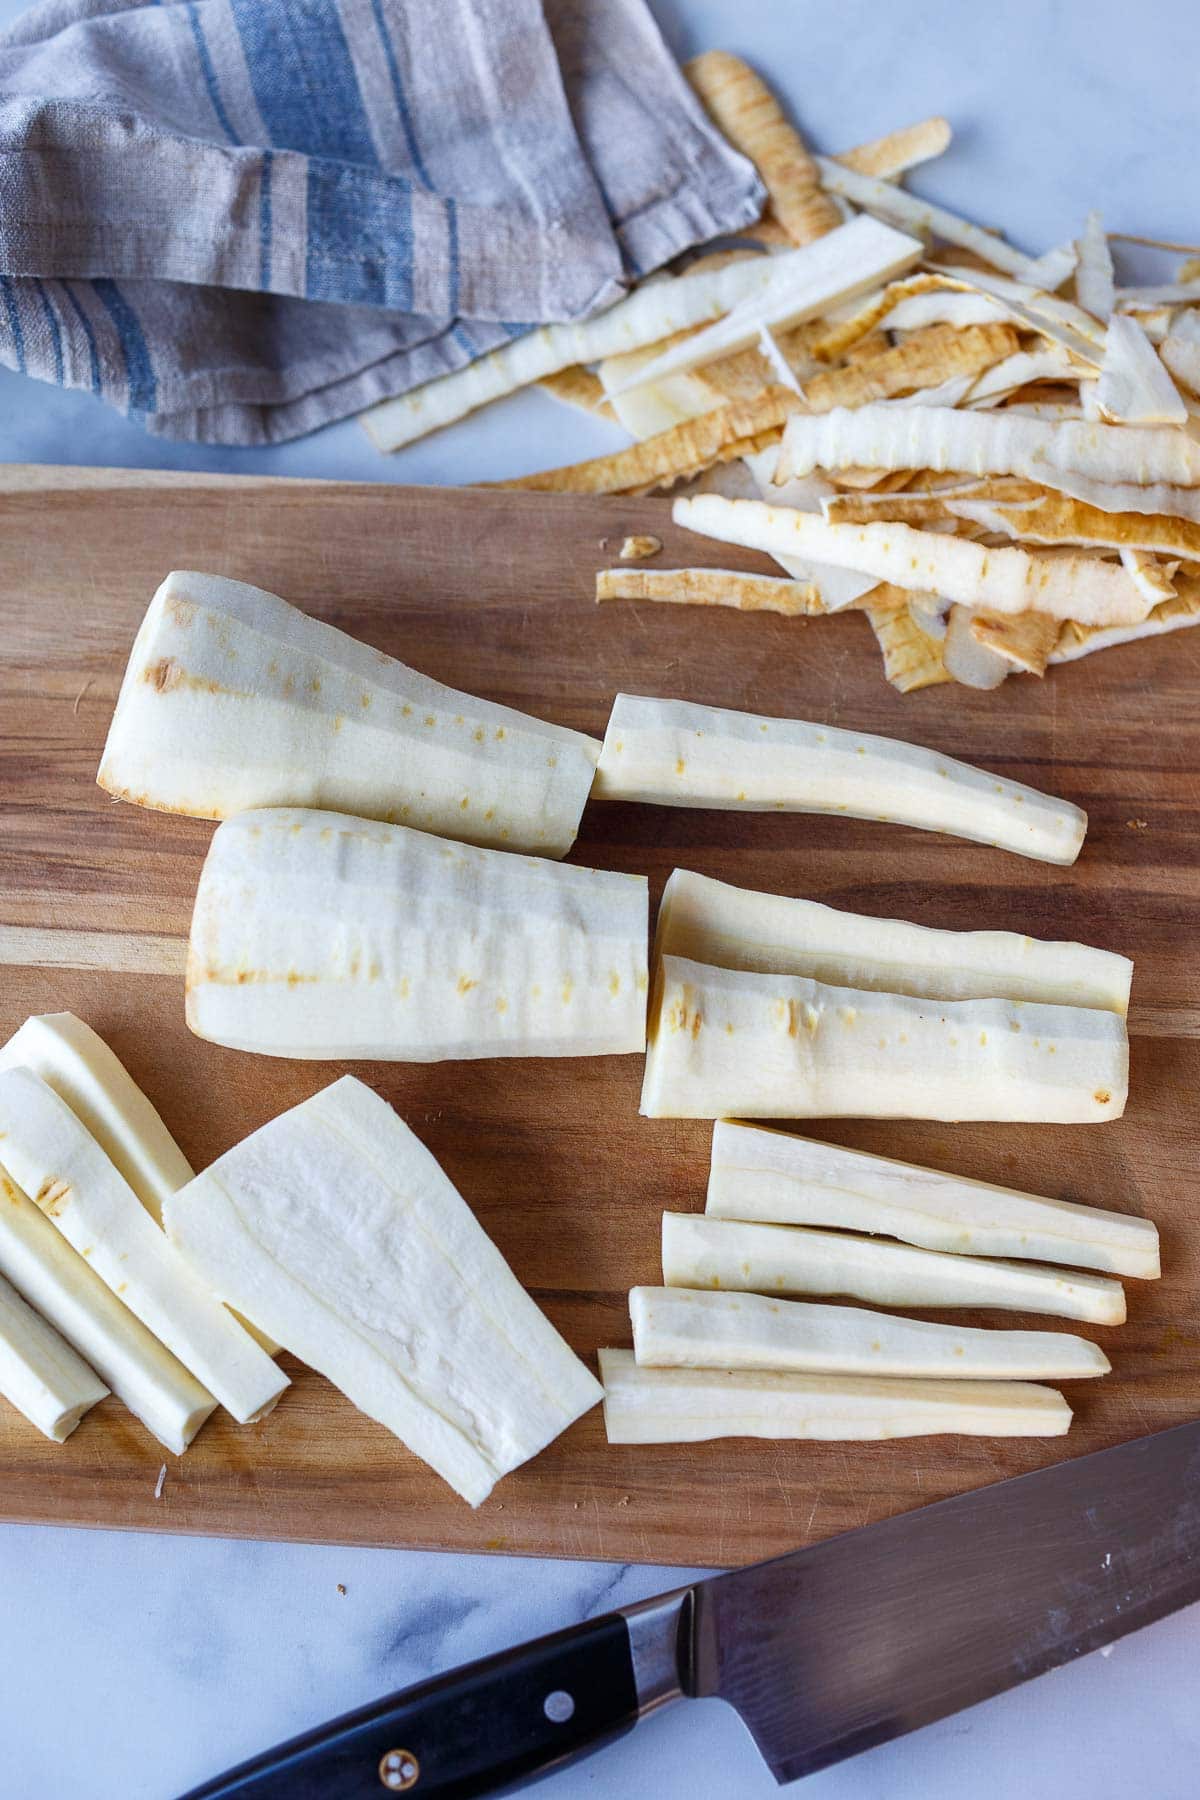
[1,463,1198,1567]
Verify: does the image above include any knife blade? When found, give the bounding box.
[179,1418,1200,1799]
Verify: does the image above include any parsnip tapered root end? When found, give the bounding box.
[600,1349,1072,1443]
[595,693,1085,863]
[186,809,649,1063]
[629,1286,1110,1381]
[98,571,599,859]
[164,1077,602,1507]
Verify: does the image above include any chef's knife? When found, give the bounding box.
[181,1417,1200,1798]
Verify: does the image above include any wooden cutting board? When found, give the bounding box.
[1,463,1197,1567]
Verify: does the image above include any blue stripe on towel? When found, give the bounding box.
[185,1,239,144]
[0,276,27,374]
[304,161,412,306]
[229,0,377,163]
[368,0,432,186]
[94,280,158,413]
[60,283,102,394]
[258,148,274,289]
[445,195,460,318]
[33,280,64,384]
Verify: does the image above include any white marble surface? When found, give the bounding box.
[2,1,1200,1795]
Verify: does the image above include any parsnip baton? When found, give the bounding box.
[0,1269,109,1442]
[654,869,1132,1013]
[594,694,1085,864]
[0,1069,286,1423]
[600,1349,1071,1444]
[97,571,600,858]
[662,1214,1126,1324]
[186,808,648,1062]
[629,1286,1109,1381]
[163,1077,603,1506]
[707,1122,1158,1277]
[0,1163,214,1454]
[642,957,1128,1123]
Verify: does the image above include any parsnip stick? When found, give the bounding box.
[662,1214,1126,1324]
[642,956,1129,1123]
[595,694,1085,862]
[0,1270,109,1442]
[597,567,825,615]
[629,1286,1110,1380]
[706,1121,1159,1277]
[600,1348,1072,1443]
[654,868,1131,1013]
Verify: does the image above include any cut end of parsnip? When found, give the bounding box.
[0,1269,110,1442]
[600,1349,1072,1444]
[163,1076,602,1506]
[629,1286,1110,1382]
[97,571,600,858]
[186,808,649,1063]
[594,693,1086,864]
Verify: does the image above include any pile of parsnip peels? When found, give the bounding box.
[359,53,1200,694]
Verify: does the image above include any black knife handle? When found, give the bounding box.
[178,1612,640,1800]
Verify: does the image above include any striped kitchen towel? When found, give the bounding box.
[0,0,763,442]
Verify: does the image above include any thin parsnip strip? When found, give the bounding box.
[1023,242,1078,293]
[673,493,1152,625]
[629,1286,1109,1381]
[662,1215,1126,1324]
[883,290,1011,333]
[536,365,613,415]
[1115,281,1200,306]
[642,956,1128,1122]
[942,606,1011,689]
[1095,313,1187,425]
[606,216,923,394]
[707,1121,1158,1277]
[1119,549,1178,605]
[965,347,1092,407]
[945,486,1200,558]
[359,255,779,452]
[600,1349,1072,1444]
[1051,586,1200,663]
[596,567,825,615]
[861,589,953,690]
[1160,310,1200,396]
[595,693,1083,861]
[931,268,1107,361]
[653,869,1129,1011]
[970,608,1061,676]
[834,116,952,180]
[814,157,1043,280]
[1075,211,1115,320]
[685,51,840,244]
[498,323,1016,496]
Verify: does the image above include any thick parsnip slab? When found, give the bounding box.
[594,695,1085,863]
[654,869,1132,1013]
[187,809,648,1062]
[706,1122,1158,1277]
[0,1070,286,1424]
[776,403,1200,495]
[359,256,778,451]
[673,493,1151,626]
[662,1214,1125,1324]
[0,1270,109,1442]
[97,572,600,859]
[163,1078,603,1507]
[642,958,1128,1123]
[629,1287,1109,1381]
[0,1013,192,1226]
[607,217,922,394]
[0,1164,214,1454]
[600,1349,1071,1444]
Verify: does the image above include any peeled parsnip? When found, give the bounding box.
[0,1269,109,1442]
[661,1213,1126,1325]
[594,694,1086,864]
[97,571,600,859]
[642,957,1128,1123]
[707,1122,1159,1277]
[654,869,1132,1014]
[0,1163,214,1454]
[164,1077,602,1507]
[0,1069,287,1423]
[187,809,648,1062]
[600,1349,1072,1443]
[629,1286,1109,1381]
